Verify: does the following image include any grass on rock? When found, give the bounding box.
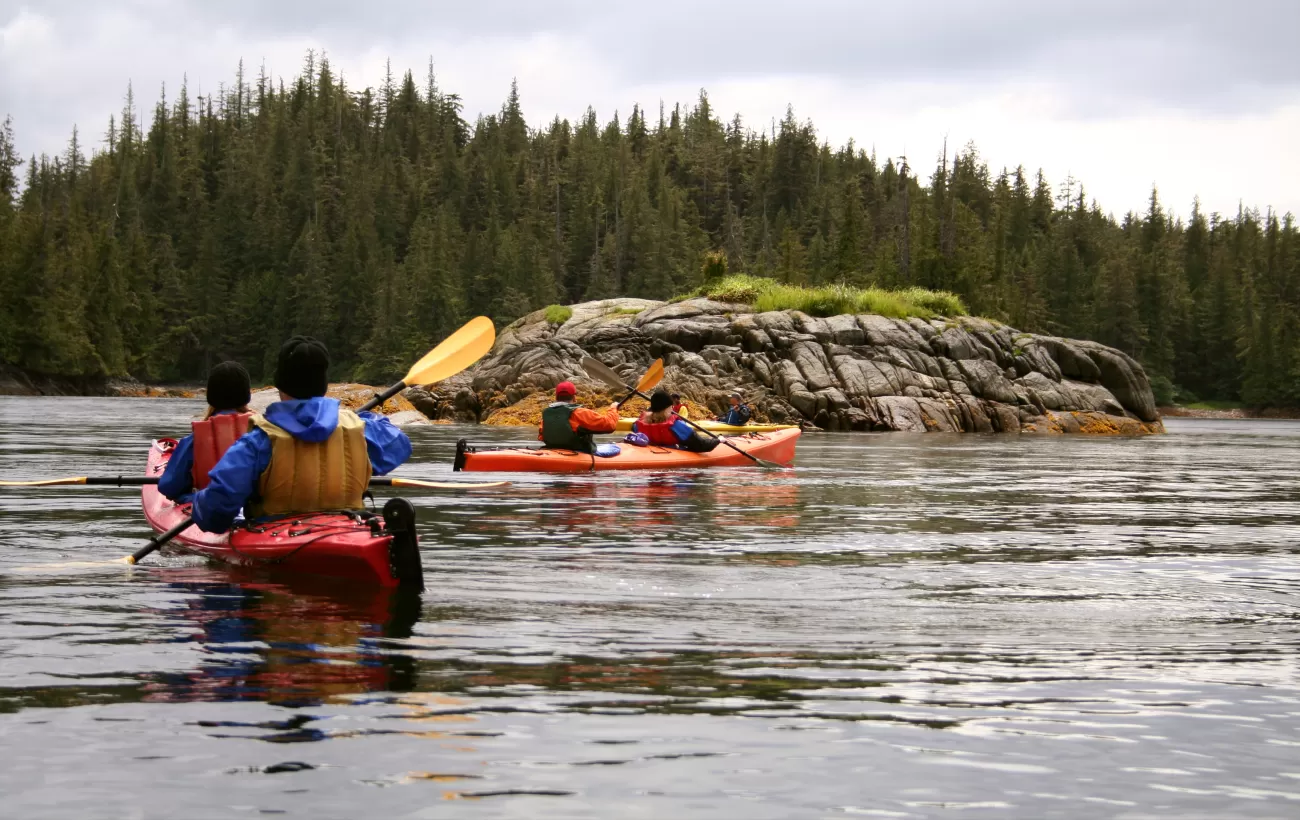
[687,274,967,319]
[543,304,573,324]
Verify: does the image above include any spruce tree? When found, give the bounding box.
[0,56,1294,407]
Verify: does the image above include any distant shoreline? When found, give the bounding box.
[8,365,1297,423]
[0,364,202,398]
[1160,405,1300,420]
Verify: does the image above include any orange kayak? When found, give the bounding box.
[453,428,801,473]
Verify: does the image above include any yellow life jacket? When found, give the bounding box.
[246,407,371,518]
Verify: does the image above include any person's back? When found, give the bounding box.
[190,411,254,489]
[159,361,253,502]
[670,393,689,419]
[634,408,681,447]
[188,336,411,533]
[245,395,372,519]
[538,381,618,453]
[634,390,718,452]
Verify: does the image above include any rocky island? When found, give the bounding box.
[404,297,1164,435]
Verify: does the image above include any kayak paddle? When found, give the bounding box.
[127,317,499,565]
[616,358,665,409]
[0,476,160,487]
[128,518,191,564]
[0,475,509,490]
[371,477,509,490]
[359,315,496,412]
[5,474,509,571]
[581,356,788,469]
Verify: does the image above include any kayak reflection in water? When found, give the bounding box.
[632,390,718,453]
[143,570,421,707]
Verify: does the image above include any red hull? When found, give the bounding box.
[141,441,401,586]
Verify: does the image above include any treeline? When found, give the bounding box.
[0,54,1296,405]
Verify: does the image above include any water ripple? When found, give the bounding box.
[0,400,1298,817]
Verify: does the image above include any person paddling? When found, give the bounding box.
[538,380,618,453]
[716,390,753,426]
[187,336,412,534]
[670,393,689,419]
[633,390,719,453]
[158,361,253,502]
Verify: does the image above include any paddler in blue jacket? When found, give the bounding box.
[158,361,252,502]
[716,390,752,426]
[188,336,412,534]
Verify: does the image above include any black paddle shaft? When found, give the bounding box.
[360,381,407,413]
[131,516,192,564]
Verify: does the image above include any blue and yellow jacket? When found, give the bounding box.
[188,397,411,533]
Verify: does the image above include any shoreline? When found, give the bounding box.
[1159,405,1300,420]
[0,366,431,423]
[0,364,203,398]
[8,365,1298,424]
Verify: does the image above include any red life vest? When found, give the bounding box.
[636,413,681,447]
[190,412,253,489]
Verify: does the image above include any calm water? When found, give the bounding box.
[1,397,1298,819]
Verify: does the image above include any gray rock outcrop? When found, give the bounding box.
[405,298,1164,434]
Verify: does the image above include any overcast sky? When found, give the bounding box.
[3,0,1297,218]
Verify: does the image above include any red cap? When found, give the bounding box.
[555,381,577,398]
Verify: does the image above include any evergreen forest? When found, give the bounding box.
[0,54,1296,407]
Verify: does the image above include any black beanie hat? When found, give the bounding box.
[274,336,330,399]
[649,390,673,413]
[207,361,251,411]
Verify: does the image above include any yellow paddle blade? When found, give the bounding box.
[0,477,89,487]
[387,478,510,490]
[635,359,665,394]
[404,316,496,386]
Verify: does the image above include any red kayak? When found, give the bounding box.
[141,440,423,588]
[454,428,801,473]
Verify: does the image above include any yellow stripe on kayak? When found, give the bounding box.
[613,418,798,434]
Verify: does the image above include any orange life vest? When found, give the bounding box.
[636,413,682,447]
[190,412,254,489]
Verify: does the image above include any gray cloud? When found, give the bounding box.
[2,0,1297,215]
[12,1,1299,106]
